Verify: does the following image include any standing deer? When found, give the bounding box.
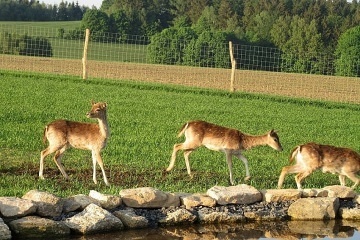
[165,120,283,185]
[277,142,360,190]
[39,101,110,186]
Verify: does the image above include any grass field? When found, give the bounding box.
[0,70,359,197]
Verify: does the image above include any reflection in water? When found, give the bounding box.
[70,220,360,240]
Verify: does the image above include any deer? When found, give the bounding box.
[165,120,283,185]
[277,142,360,190]
[39,101,110,186]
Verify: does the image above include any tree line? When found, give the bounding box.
[0,0,87,21]
[1,0,360,76]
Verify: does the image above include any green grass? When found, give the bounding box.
[0,70,359,197]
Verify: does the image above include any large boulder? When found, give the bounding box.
[120,187,180,208]
[323,186,357,199]
[113,208,149,229]
[288,197,339,220]
[64,203,124,234]
[181,193,216,209]
[22,190,63,217]
[158,209,197,225]
[0,197,36,218]
[9,216,70,239]
[89,190,122,210]
[261,189,301,202]
[207,185,262,205]
[0,218,11,240]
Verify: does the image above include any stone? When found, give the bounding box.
[158,209,197,225]
[261,189,301,202]
[207,185,262,205]
[22,190,63,217]
[354,195,360,204]
[68,194,101,210]
[338,207,360,220]
[113,208,148,229]
[120,187,180,208]
[89,190,122,209]
[323,185,357,199]
[288,197,339,220]
[301,188,328,197]
[0,197,36,218]
[0,218,11,240]
[62,197,82,213]
[181,193,216,209]
[9,216,70,239]
[64,203,124,234]
[197,210,245,223]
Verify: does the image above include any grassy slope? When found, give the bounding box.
[0,70,359,197]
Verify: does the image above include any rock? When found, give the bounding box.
[62,197,82,213]
[339,207,360,220]
[288,197,339,220]
[113,208,148,229]
[89,190,122,210]
[22,190,63,217]
[323,185,356,199]
[197,210,245,223]
[181,193,216,209]
[354,195,360,204]
[207,185,262,205]
[120,187,180,208]
[9,216,70,239]
[0,197,36,218]
[301,188,328,197]
[158,209,197,225]
[68,194,101,210]
[0,218,11,240]
[64,203,124,234]
[261,189,301,202]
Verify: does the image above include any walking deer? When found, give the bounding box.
[277,142,360,190]
[165,120,283,185]
[39,101,110,186]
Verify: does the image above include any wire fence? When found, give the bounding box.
[0,24,359,104]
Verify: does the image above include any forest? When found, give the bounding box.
[1,0,360,76]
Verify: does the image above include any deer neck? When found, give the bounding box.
[242,134,267,150]
[97,115,110,139]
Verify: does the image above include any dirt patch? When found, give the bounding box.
[1,54,359,104]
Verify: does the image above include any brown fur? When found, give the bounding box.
[166,120,283,185]
[39,101,110,186]
[277,142,360,189]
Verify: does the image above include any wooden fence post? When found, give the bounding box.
[229,41,236,92]
[82,29,90,80]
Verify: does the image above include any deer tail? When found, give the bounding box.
[42,125,48,144]
[289,146,301,163]
[177,122,189,138]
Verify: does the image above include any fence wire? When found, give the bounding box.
[0,24,359,104]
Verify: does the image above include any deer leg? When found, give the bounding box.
[225,151,235,185]
[184,149,194,177]
[39,144,65,180]
[277,165,302,189]
[344,172,360,189]
[53,146,69,179]
[234,152,250,182]
[166,143,183,172]
[92,150,109,186]
[339,174,346,186]
[294,170,312,190]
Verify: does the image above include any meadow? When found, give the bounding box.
[0,70,359,197]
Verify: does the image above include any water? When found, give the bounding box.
[68,220,360,239]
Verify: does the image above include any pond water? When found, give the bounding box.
[67,220,360,240]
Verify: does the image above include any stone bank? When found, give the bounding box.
[0,184,359,239]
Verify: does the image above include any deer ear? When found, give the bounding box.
[91,100,96,105]
[102,102,107,108]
